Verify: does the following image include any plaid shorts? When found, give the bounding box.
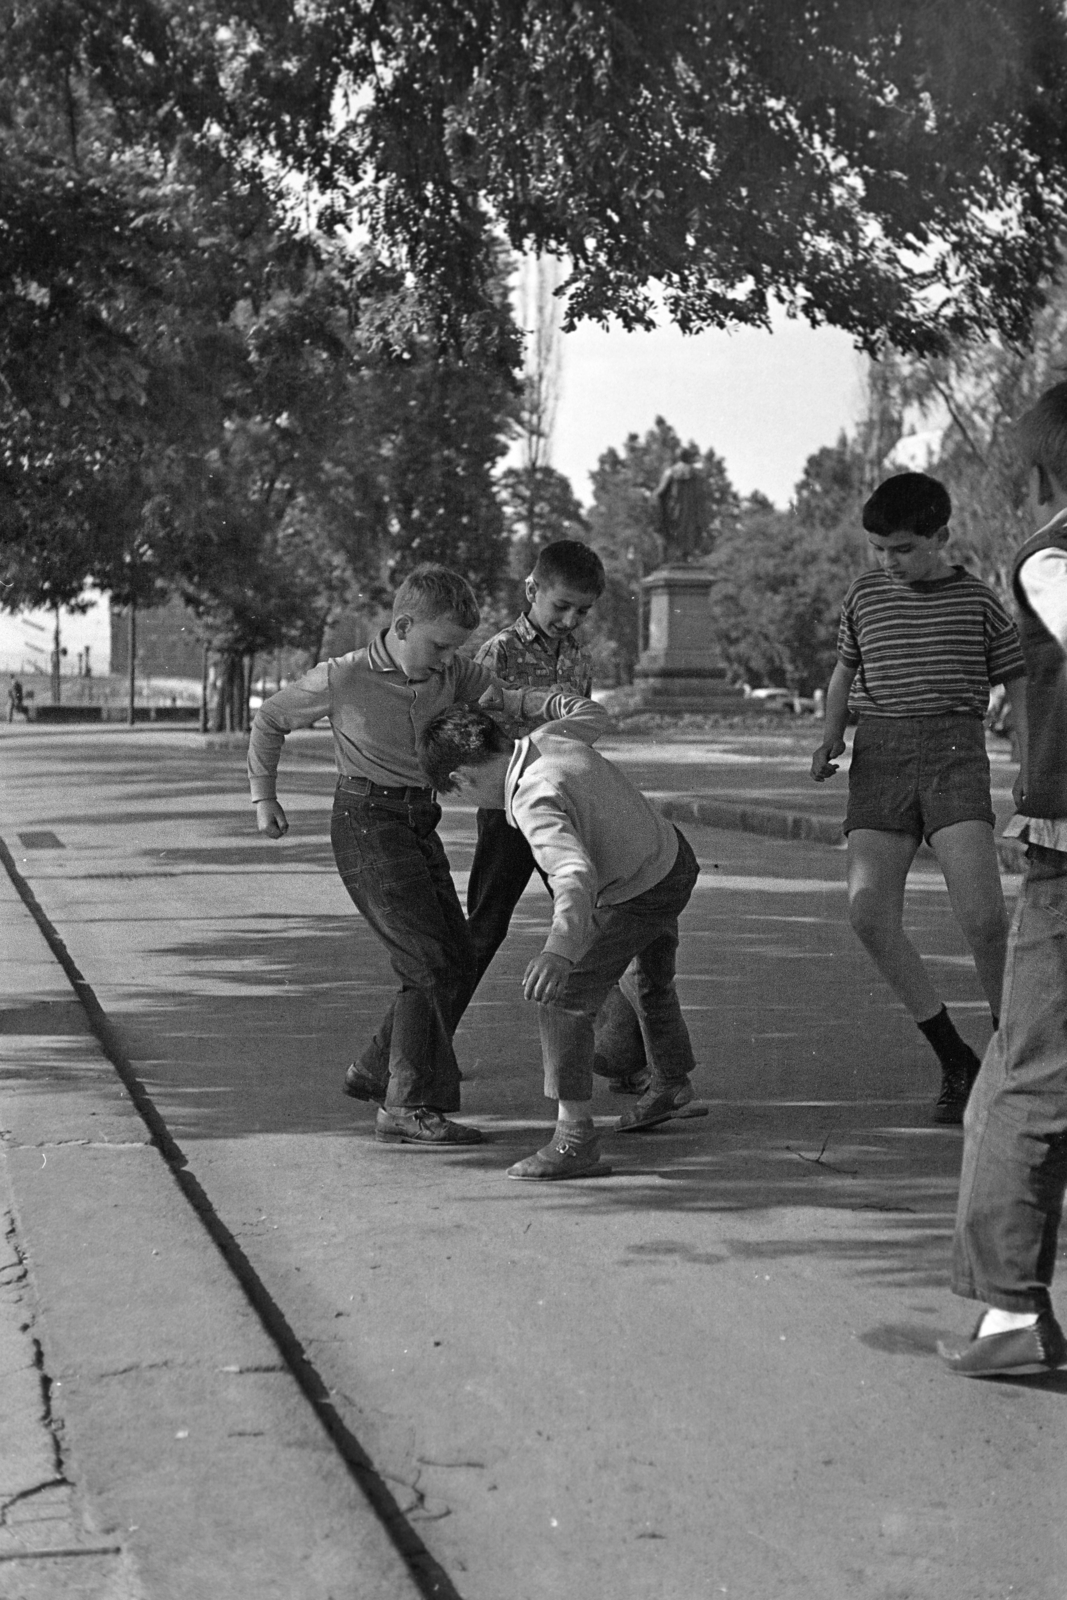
[844,714,994,843]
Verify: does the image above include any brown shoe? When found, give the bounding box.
[616,1086,694,1132]
[937,1310,1067,1377]
[375,1107,483,1146]
[507,1128,612,1180]
[343,1063,387,1103]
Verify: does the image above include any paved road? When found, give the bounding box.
[1,724,1063,1600]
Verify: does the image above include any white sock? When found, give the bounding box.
[977,1307,1039,1337]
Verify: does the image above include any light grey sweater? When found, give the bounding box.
[505,714,680,964]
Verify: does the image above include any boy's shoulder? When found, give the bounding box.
[476,612,553,674]
[476,613,532,655]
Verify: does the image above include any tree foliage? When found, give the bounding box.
[707,441,870,693]
[167,0,1067,353]
[852,285,1067,600]
[6,2,1067,357]
[0,2,518,718]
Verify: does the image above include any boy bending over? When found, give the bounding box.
[418,700,701,1179]
[812,472,1027,1123]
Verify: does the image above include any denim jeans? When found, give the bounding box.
[466,807,548,984]
[951,847,1067,1312]
[330,782,475,1112]
[537,828,699,1102]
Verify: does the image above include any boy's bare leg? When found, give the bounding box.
[848,826,984,1121]
[558,1099,593,1123]
[846,829,938,1018]
[929,820,1008,1015]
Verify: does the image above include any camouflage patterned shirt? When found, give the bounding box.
[474,611,593,734]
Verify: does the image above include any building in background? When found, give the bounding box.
[0,592,111,677]
[109,593,204,679]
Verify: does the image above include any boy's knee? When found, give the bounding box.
[961,905,1008,949]
[848,889,890,947]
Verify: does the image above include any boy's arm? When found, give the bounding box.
[248,662,332,836]
[1012,546,1067,807]
[1003,676,1030,810]
[511,786,598,986]
[810,660,857,782]
[478,682,610,744]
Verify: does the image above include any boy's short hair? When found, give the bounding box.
[417,705,512,793]
[1015,382,1067,488]
[862,473,952,538]
[392,563,480,629]
[531,540,606,596]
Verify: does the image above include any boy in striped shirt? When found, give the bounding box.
[811,472,1028,1124]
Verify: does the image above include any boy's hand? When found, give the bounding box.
[478,683,505,712]
[810,738,845,782]
[522,951,573,1004]
[255,799,289,839]
[1012,770,1028,811]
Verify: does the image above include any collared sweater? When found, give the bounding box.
[504,716,680,964]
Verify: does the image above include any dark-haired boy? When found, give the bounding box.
[939,383,1067,1378]
[468,539,684,1106]
[467,539,605,978]
[812,471,1027,1124]
[249,563,568,1146]
[419,701,700,1180]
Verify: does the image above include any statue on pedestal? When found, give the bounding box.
[653,446,707,564]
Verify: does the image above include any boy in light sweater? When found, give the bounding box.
[418,700,700,1178]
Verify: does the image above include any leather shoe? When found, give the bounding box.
[375,1107,483,1146]
[343,1063,387,1103]
[617,1085,698,1133]
[937,1310,1067,1377]
[507,1128,612,1180]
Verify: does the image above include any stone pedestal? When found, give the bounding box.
[632,565,742,712]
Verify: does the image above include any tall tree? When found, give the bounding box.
[226,0,1067,354]
[7,3,1067,358]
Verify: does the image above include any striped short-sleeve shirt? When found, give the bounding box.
[838,566,1025,719]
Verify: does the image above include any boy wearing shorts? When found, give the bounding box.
[419,701,701,1179]
[811,472,1027,1124]
[249,563,570,1146]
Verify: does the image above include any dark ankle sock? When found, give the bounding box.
[917,1005,980,1070]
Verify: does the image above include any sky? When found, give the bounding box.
[545,308,869,509]
[1,309,871,674]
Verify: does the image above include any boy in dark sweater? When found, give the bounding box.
[812,473,1027,1123]
[940,383,1067,1378]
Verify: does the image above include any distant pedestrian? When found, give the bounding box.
[811,472,1027,1123]
[6,679,28,722]
[418,700,704,1180]
[248,563,594,1147]
[939,383,1067,1378]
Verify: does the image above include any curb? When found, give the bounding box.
[0,836,445,1600]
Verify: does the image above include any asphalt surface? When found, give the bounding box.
[0,723,1063,1600]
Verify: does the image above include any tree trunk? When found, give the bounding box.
[199,644,210,734]
[210,651,246,732]
[243,653,255,733]
[127,602,137,726]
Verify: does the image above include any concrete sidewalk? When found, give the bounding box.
[0,721,1054,1600]
[0,845,427,1599]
